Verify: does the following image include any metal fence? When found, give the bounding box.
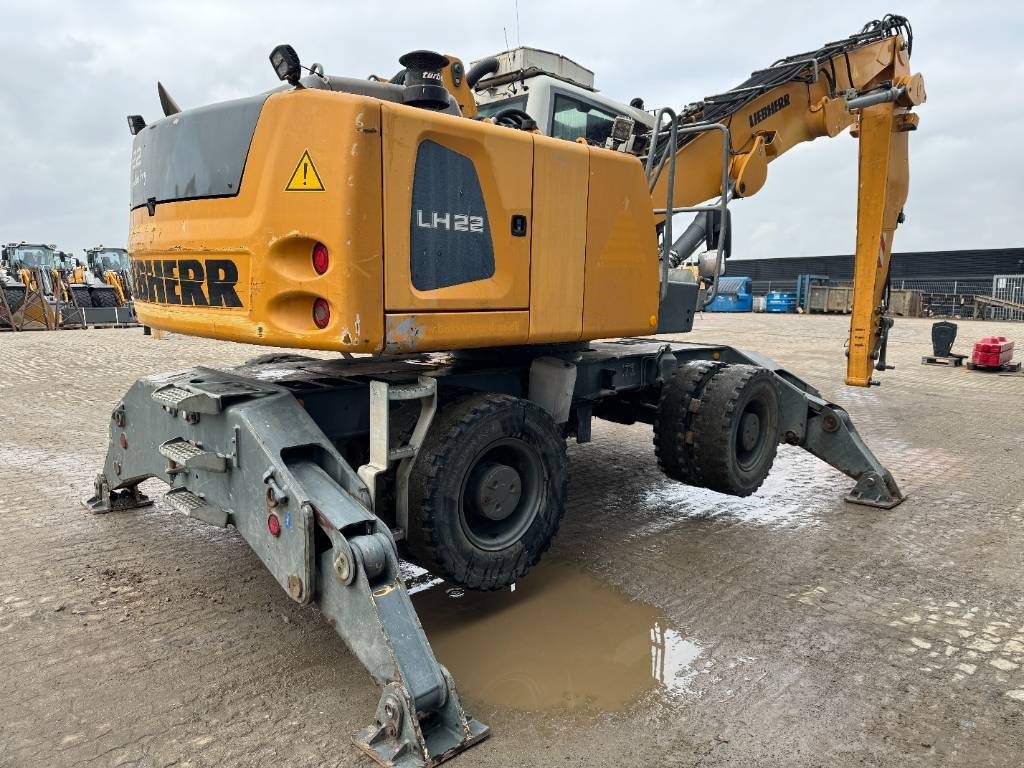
[892,278,990,318]
[747,275,1024,320]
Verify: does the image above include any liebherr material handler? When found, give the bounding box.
[87,14,924,766]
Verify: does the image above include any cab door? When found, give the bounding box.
[382,103,532,311]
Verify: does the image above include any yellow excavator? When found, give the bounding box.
[89,14,923,766]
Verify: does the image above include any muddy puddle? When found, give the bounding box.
[411,561,701,711]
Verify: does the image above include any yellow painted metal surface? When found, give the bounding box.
[129,30,923,372]
[528,135,588,343]
[581,149,659,339]
[384,311,529,354]
[442,55,477,118]
[649,36,911,211]
[131,89,385,352]
[843,42,917,386]
[381,102,532,313]
[845,101,910,386]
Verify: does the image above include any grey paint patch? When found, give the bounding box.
[385,315,424,354]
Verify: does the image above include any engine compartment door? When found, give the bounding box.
[382,104,532,311]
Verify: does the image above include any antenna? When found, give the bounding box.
[503,26,510,53]
[515,0,521,48]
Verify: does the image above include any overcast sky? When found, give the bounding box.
[1,1,1019,260]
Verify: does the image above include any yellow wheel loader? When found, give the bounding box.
[1,242,88,330]
[82,246,132,308]
[88,14,923,766]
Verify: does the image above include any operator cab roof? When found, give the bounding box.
[470,46,653,131]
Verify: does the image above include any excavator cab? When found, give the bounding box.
[471,48,653,145]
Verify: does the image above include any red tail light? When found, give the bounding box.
[267,513,281,537]
[312,297,330,329]
[312,242,329,275]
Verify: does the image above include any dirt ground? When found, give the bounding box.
[2,313,1023,768]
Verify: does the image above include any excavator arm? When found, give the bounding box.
[650,14,925,386]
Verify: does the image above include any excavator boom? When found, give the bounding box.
[649,14,925,386]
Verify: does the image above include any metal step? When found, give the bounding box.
[164,488,229,527]
[151,382,226,414]
[159,437,228,472]
[387,381,436,402]
[151,385,194,410]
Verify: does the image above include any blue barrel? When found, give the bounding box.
[765,291,797,313]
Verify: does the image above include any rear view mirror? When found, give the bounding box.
[704,208,732,259]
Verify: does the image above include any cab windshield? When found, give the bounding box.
[91,249,129,272]
[475,95,528,119]
[13,247,58,268]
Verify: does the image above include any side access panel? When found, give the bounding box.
[581,149,660,340]
[528,135,588,343]
[382,103,533,313]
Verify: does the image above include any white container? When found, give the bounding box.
[471,47,595,90]
[752,296,767,313]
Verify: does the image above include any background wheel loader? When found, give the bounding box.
[87,14,923,766]
[0,242,86,330]
[79,246,133,309]
[0,242,136,329]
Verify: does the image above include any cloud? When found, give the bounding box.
[0,0,1016,260]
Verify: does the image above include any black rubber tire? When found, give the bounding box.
[406,392,568,590]
[70,286,92,308]
[90,286,119,307]
[653,361,726,484]
[3,286,25,312]
[688,364,780,496]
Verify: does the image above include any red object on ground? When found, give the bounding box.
[971,336,1015,368]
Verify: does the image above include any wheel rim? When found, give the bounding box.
[735,398,771,472]
[458,437,544,551]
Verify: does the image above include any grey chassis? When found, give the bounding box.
[84,338,903,767]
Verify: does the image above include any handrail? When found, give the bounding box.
[645,118,732,307]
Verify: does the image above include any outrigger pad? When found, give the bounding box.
[82,473,153,514]
[354,675,490,768]
[845,470,905,509]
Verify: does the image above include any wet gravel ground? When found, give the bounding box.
[1,313,1023,767]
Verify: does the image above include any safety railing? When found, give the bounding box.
[644,109,732,306]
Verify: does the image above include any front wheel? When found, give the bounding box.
[406,393,568,590]
[689,364,780,496]
[654,363,780,496]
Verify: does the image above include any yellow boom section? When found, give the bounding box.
[649,17,925,386]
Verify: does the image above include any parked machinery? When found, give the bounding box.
[0,242,87,328]
[88,14,922,766]
[80,246,133,308]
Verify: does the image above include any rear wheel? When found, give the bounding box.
[654,361,725,484]
[406,393,568,590]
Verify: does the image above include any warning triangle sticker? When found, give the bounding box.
[285,150,325,191]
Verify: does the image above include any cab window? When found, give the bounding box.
[551,94,618,144]
[475,95,528,120]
